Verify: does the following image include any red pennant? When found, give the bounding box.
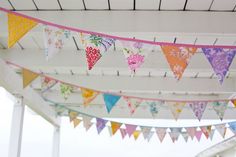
[86,46,102,70]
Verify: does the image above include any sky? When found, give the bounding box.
[0,87,234,157]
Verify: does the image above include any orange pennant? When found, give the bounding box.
[22,68,39,88]
[73,118,81,128]
[110,121,122,135]
[133,130,141,140]
[81,88,99,106]
[8,13,38,48]
[161,45,197,79]
[232,100,236,108]
[69,111,78,122]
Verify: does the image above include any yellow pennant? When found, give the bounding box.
[81,88,99,106]
[73,118,81,128]
[111,122,122,135]
[69,111,78,122]
[232,100,236,108]
[22,68,39,88]
[133,130,141,140]
[8,13,38,48]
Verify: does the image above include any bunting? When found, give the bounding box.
[202,48,236,84]
[169,128,182,143]
[212,101,228,120]
[147,101,163,117]
[209,129,215,140]
[215,124,227,138]
[140,126,152,139]
[43,25,71,60]
[121,41,152,71]
[103,94,121,113]
[60,83,74,100]
[133,130,141,140]
[73,118,82,128]
[120,128,127,139]
[189,102,207,121]
[111,122,122,135]
[228,121,236,134]
[146,131,154,142]
[195,130,202,142]
[186,127,196,140]
[169,102,185,120]
[200,126,212,139]
[124,97,142,114]
[156,128,167,143]
[69,111,79,122]
[82,115,93,131]
[107,126,113,137]
[41,76,57,92]
[181,132,189,142]
[81,88,99,106]
[8,13,38,48]
[96,118,108,134]
[161,45,197,79]
[22,68,39,88]
[231,100,236,107]
[125,124,137,137]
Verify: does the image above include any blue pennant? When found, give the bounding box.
[103,94,121,113]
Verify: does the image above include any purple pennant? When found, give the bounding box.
[188,102,207,121]
[96,118,108,134]
[202,48,236,84]
[125,124,137,137]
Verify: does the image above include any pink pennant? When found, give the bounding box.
[125,124,137,137]
[120,128,127,139]
[186,127,196,140]
[188,102,207,121]
[195,130,202,142]
[156,128,167,143]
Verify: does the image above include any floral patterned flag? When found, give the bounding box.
[140,126,152,139]
[82,115,93,131]
[181,132,189,142]
[215,124,227,138]
[41,76,57,92]
[156,128,167,143]
[96,118,108,134]
[186,127,196,140]
[200,126,212,139]
[60,83,74,100]
[111,122,122,135]
[212,101,228,120]
[120,128,127,139]
[195,130,202,142]
[103,94,121,113]
[169,102,186,120]
[44,25,71,60]
[124,97,142,114]
[68,111,78,122]
[73,118,82,128]
[228,121,236,134]
[81,88,99,106]
[202,48,236,84]
[121,41,153,72]
[209,129,215,140]
[188,102,207,121]
[146,101,164,118]
[125,124,137,137]
[133,130,141,140]
[8,13,38,48]
[161,45,197,80]
[169,128,182,143]
[81,33,115,70]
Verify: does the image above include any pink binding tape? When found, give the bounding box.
[1,7,236,49]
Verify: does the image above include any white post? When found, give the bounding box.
[52,118,61,157]
[8,97,25,157]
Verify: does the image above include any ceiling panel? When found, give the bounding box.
[136,0,160,10]
[10,0,36,10]
[110,0,133,10]
[33,0,60,9]
[60,0,84,9]
[211,0,236,10]
[161,0,186,10]
[186,0,213,10]
[0,1,13,9]
[85,0,108,9]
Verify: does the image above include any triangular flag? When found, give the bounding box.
[81,88,99,106]
[215,124,227,138]
[169,102,185,120]
[202,48,236,84]
[82,115,93,131]
[73,118,81,128]
[209,129,215,140]
[156,128,167,143]
[181,132,189,142]
[146,101,163,118]
[195,130,202,142]
[169,128,182,143]
[125,124,137,137]
[43,25,71,60]
[140,126,152,139]
[107,126,113,137]
[22,68,39,88]
[121,41,153,71]
[161,45,197,79]
[133,130,141,140]
[212,101,228,120]
[146,131,154,142]
[124,97,142,114]
[103,94,121,113]
[120,128,127,139]
[188,102,207,121]
[186,127,196,140]
[8,13,38,48]
[228,121,236,134]
[96,118,108,134]
[231,100,236,107]
[68,111,78,122]
[111,122,122,135]
[81,33,115,70]
[41,76,57,92]
[200,126,212,139]
[60,83,74,100]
